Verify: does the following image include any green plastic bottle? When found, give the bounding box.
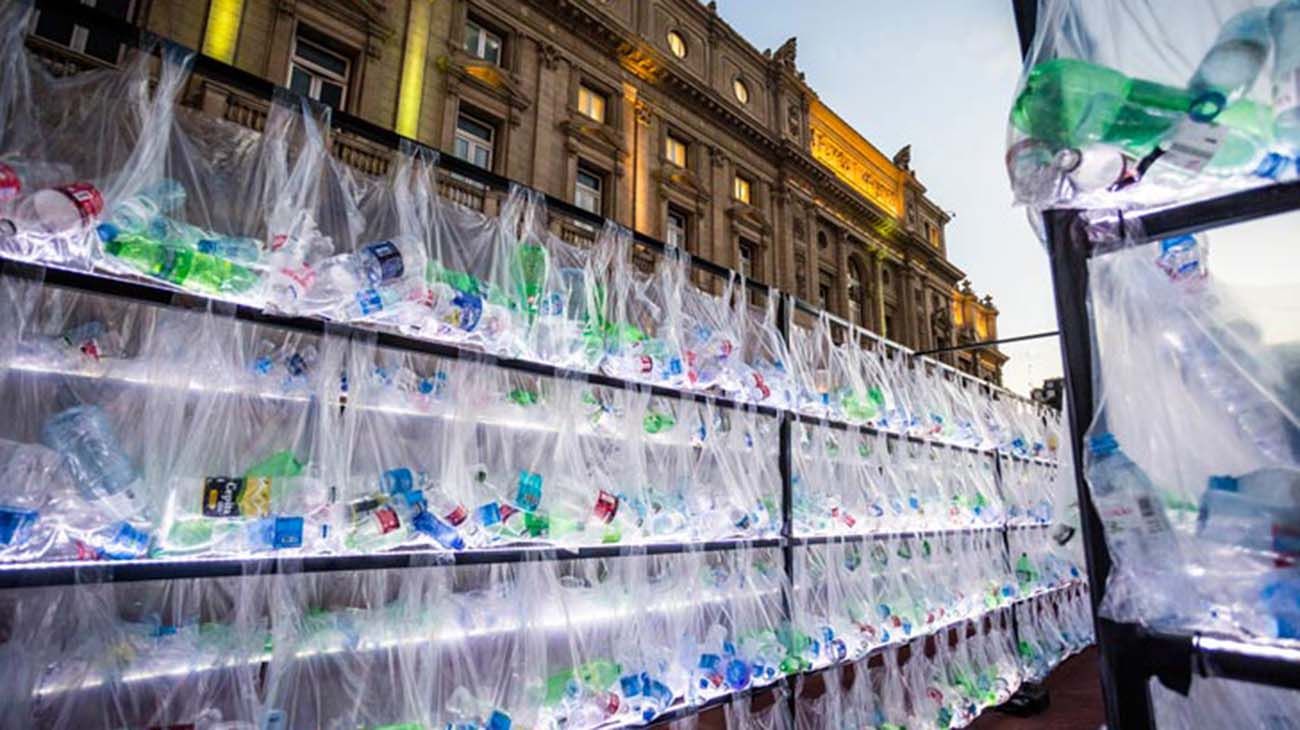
[246,450,304,478]
[1012,58,1196,158]
[102,229,258,295]
[513,241,548,316]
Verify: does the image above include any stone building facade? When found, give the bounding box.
[26,0,1006,382]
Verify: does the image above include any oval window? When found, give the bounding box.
[667,30,687,59]
[733,77,750,105]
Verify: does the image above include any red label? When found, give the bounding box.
[639,355,653,374]
[281,264,316,291]
[593,490,619,523]
[0,163,19,201]
[721,340,733,357]
[752,373,770,400]
[374,506,400,533]
[57,182,104,225]
[499,503,518,520]
[444,504,468,526]
[270,234,288,251]
[79,339,101,361]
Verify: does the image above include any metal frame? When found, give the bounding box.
[7,1,1077,724]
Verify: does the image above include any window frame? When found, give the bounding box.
[665,133,688,168]
[32,0,134,65]
[575,163,605,216]
[453,109,497,171]
[666,29,688,58]
[666,206,689,250]
[738,239,757,282]
[733,174,752,205]
[464,16,504,66]
[577,83,607,124]
[288,24,352,110]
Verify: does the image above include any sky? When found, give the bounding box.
[714,0,1300,398]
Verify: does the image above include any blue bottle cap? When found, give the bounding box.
[383,467,415,496]
[272,516,304,549]
[1087,432,1119,456]
[0,506,38,546]
[486,709,511,730]
[96,222,120,242]
[1207,475,1239,493]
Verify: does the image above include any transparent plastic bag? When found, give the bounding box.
[1085,232,1299,640]
[1009,0,1295,213]
[736,290,796,409]
[599,224,687,388]
[2,577,267,730]
[679,272,742,393]
[0,38,178,271]
[151,307,342,559]
[0,272,192,563]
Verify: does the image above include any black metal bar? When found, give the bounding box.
[1044,209,1157,730]
[0,537,786,590]
[1126,179,1300,244]
[912,330,1059,357]
[1011,0,1039,60]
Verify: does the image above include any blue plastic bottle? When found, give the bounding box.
[40,405,140,516]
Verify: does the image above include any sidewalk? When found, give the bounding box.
[970,647,1105,730]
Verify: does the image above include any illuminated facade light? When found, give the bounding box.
[395,0,433,139]
[201,0,244,64]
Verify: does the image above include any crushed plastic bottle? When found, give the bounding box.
[40,405,140,520]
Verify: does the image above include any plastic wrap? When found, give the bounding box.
[1150,671,1300,729]
[151,308,342,559]
[1085,232,1299,641]
[511,191,601,370]
[0,577,267,730]
[735,291,796,409]
[1008,0,1299,213]
[0,272,179,563]
[598,224,688,388]
[0,36,177,270]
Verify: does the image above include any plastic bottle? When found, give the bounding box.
[102,179,187,237]
[1190,8,1272,110]
[197,235,262,265]
[0,182,104,238]
[0,159,76,202]
[1270,0,1300,148]
[1014,58,1228,157]
[1085,432,1183,565]
[1197,468,1300,555]
[100,228,259,295]
[40,405,140,518]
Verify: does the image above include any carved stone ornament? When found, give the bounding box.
[558,113,627,156]
[633,99,653,126]
[772,37,797,71]
[441,50,533,112]
[539,42,561,70]
[893,144,912,170]
[709,144,731,169]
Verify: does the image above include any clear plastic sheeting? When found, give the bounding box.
[1085,231,1300,643]
[1008,0,1300,212]
[1150,671,1300,729]
[1013,583,1094,683]
[789,534,1021,675]
[794,614,1027,730]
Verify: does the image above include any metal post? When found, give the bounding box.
[1044,209,1157,730]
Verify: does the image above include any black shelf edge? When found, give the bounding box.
[790,525,1007,547]
[1127,179,1300,245]
[1136,628,1300,693]
[0,537,785,589]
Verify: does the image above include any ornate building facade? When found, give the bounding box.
[26,0,1006,382]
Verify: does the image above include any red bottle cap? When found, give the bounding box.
[0,162,20,200]
[593,490,619,523]
[57,182,104,225]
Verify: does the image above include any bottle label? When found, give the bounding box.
[356,288,384,315]
[444,503,468,526]
[516,471,543,512]
[364,240,405,282]
[593,490,619,523]
[373,505,400,534]
[272,516,304,548]
[1161,118,1226,174]
[203,476,272,517]
[452,291,483,332]
[0,162,19,201]
[1276,69,1300,113]
[56,182,105,225]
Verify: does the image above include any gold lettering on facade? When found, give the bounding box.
[808,100,904,219]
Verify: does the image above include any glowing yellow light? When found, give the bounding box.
[808,100,904,219]
[201,0,244,64]
[396,0,433,139]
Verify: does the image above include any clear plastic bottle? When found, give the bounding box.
[0,182,103,238]
[1270,0,1300,148]
[102,179,187,237]
[39,405,140,519]
[1190,8,1272,110]
[1197,468,1300,555]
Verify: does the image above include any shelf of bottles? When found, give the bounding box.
[0,6,1085,727]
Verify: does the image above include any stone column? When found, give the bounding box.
[873,249,887,337]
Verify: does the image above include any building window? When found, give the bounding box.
[453,111,495,170]
[817,230,829,250]
[575,164,604,215]
[289,25,351,109]
[666,206,688,250]
[33,0,131,65]
[885,315,895,338]
[578,84,606,123]
[848,259,866,327]
[666,30,688,58]
[818,269,835,312]
[733,175,752,205]
[665,134,688,167]
[738,239,757,281]
[464,17,503,65]
[733,77,750,105]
